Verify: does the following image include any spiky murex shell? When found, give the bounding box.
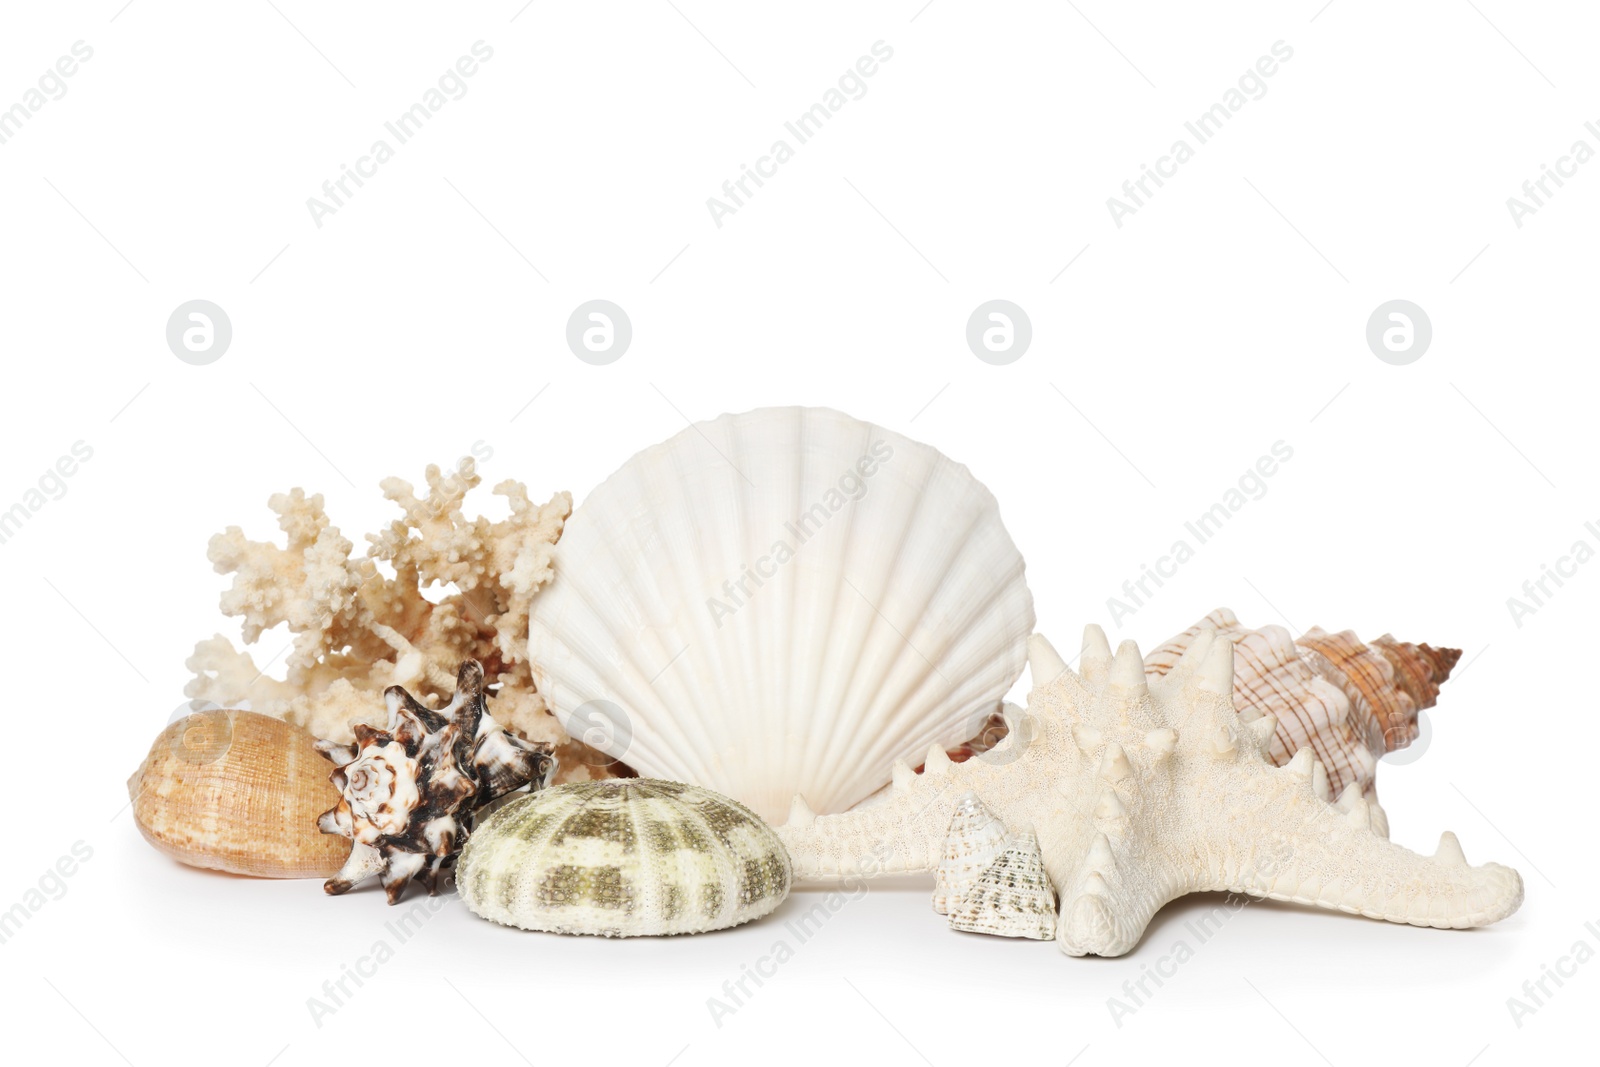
[315,659,556,904]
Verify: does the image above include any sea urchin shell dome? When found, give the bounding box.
[457,779,791,937]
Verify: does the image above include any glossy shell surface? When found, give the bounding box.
[130,709,350,878]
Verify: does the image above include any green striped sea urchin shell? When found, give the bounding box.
[457,779,792,936]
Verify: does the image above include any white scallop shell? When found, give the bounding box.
[527,407,1035,822]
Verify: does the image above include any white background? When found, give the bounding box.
[1,2,1594,1064]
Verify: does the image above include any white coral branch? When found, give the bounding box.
[185,461,586,778]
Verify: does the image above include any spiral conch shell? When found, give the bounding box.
[1143,608,1460,800]
[129,710,350,878]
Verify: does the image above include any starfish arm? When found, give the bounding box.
[775,750,1007,879]
[1052,837,1190,957]
[1212,761,1523,929]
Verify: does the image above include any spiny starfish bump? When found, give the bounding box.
[775,624,1523,956]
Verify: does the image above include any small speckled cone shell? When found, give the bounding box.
[947,830,1056,940]
[457,780,791,937]
[932,792,1009,914]
[130,710,350,877]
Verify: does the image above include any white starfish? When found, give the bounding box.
[776,624,1524,956]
